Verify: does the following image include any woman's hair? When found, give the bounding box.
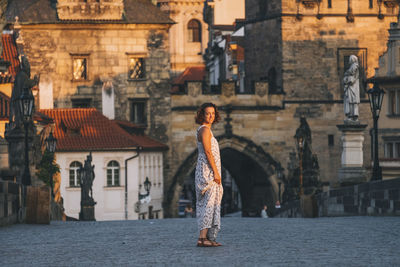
[195,102,221,125]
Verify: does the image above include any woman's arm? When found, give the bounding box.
[199,127,221,184]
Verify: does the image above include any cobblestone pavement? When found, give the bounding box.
[0,217,399,266]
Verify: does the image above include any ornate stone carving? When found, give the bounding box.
[298,0,321,9]
[57,0,124,21]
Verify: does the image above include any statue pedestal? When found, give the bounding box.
[337,123,368,185]
[79,205,95,221]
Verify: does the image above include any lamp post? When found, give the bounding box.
[367,82,385,181]
[45,131,57,197]
[278,182,282,204]
[19,88,35,186]
[276,166,283,203]
[294,129,306,196]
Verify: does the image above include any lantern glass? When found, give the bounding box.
[367,83,385,118]
[46,132,57,153]
[144,177,151,193]
[19,89,34,121]
[294,129,305,152]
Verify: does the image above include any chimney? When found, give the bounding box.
[101,80,115,120]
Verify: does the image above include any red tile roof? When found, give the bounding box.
[39,108,168,152]
[171,66,205,93]
[1,33,19,79]
[172,66,205,85]
[5,0,174,24]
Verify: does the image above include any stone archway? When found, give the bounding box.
[165,134,282,217]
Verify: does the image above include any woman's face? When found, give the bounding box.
[204,107,215,125]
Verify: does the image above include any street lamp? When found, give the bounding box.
[45,131,57,153]
[367,82,385,181]
[139,177,152,200]
[19,88,35,186]
[45,131,57,197]
[294,128,306,196]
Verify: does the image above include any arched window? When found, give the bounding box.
[107,161,120,186]
[69,161,82,187]
[188,19,201,43]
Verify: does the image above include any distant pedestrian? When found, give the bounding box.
[195,103,223,247]
[184,203,194,218]
[261,205,268,218]
[275,201,281,209]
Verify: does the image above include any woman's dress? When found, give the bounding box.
[195,125,223,241]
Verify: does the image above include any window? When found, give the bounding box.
[388,90,400,116]
[128,57,146,79]
[72,98,92,108]
[72,57,88,81]
[369,0,373,8]
[188,19,201,43]
[130,99,147,125]
[107,160,120,186]
[384,140,400,159]
[328,134,334,147]
[69,161,82,187]
[328,0,332,8]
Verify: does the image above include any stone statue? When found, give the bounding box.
[79,152,96,220]
[10,55,38,128]
[343,55,360,122]
[80,153,96,204]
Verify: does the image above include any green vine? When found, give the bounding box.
[36,150,60,186]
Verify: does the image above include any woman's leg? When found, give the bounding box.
[199,228,208,238]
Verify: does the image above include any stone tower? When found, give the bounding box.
[157,0,208,75]
[245,0,399,97]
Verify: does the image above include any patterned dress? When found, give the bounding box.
[195,125,223,241]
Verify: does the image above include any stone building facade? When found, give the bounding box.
[245,0,399,96]
[5,0,173,145]
[370,19,400,179]
[157,0,209,75]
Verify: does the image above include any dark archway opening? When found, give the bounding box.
[178,147,273,217]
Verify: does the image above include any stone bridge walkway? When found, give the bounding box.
[0,217,399,266]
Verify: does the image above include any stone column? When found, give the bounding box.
[336,123,368,185]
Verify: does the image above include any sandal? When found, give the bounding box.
[197,238,215,247]
[209,240,222,246]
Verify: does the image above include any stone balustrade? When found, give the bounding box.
[0,180,21,226]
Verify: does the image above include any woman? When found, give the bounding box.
[194,102,224,247]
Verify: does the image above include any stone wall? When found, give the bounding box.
[0,180,20,226]
[275,177,400,217]
[318,177,400,216]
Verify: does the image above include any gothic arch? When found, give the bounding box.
[165,134,283,217]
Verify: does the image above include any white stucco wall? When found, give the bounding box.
[56,150,164,221]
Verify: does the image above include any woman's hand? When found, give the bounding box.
[214,172,221,184]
